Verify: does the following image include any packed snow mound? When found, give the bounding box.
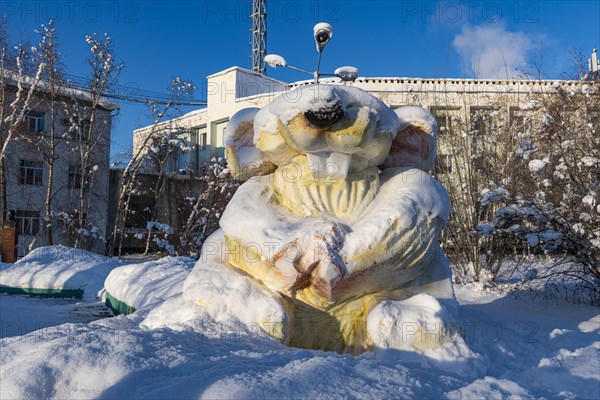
[1,286,598,399]
[104,256,195,311]
[0,246,122,300]
[446,377,535,399]
[367,294,488,379]
[141,248,287,339]
[0,314,457,400]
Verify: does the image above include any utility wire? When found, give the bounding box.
[9,60,207,106]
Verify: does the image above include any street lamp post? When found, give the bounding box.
[264,23,359,84]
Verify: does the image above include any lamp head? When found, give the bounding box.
[335,66,359,82]
[265,54,288,68]
[313,22,333,53]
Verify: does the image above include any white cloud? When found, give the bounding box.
[452,24,535,79]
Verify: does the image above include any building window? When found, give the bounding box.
[431,108,461,134]
[214,120,228,148]
[470,107,499,136]
[26,111,45,134]
[68,164,82,189]
[19,160,43,186]
[68,119,91,140]
[199,131,207,150]
[125,196,154,229]
[192,125,208,173]
[212,119,229,158]
[509,108,531,134]
[192,126,207,150]
[78,119,91,139]
[14,210,40,236]
[435,154,453,174]
[192,125,208,151]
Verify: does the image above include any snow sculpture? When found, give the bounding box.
[184,84,455,355]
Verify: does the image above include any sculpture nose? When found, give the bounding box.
[304,101,344,129]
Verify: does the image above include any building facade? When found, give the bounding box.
[1,79,118,258]
[134,66,595,173]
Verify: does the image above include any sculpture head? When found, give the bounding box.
[225,84,438,180]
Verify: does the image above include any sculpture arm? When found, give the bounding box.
[220,176,347,299]
[220,176,294,254]
[340,167,450,276]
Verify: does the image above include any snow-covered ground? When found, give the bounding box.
[0,248,598,399]
[1,245,123,300]
[0,294,111,338]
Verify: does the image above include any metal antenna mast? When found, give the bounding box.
[250,0,267,75]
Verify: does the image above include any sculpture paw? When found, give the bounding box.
[272,223,347,300]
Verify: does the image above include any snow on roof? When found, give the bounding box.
[133,67,593,136]
[290,76,589,87]
[206,66,287,85]
[132,108,207,134]
[2,70,120,110]
[180,107,207,119]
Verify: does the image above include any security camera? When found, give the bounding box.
[313,22,333,53]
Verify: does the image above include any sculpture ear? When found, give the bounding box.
[382,106,437,172]
[225,108,277,181]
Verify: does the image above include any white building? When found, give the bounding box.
[133,67,286,172]
[134,66,594,173]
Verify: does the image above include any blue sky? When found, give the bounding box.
[3,0,599,161]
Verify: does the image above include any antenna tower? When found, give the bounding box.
[250,0,267,75]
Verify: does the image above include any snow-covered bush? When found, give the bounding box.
[436,83,600,303]
[110,77,195,256]
[436,105,530,283]
[127,157,239,258]
[173,157,239,257]
[484,83,600,301]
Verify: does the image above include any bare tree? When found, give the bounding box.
[141,128,190,254]
[14,21,66,247]
[436,99,527,282]
[560,48,589,81]
[109,77,195,256]
[0,20,46,233]
[60,33,122,249]
[175,158,238,257]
